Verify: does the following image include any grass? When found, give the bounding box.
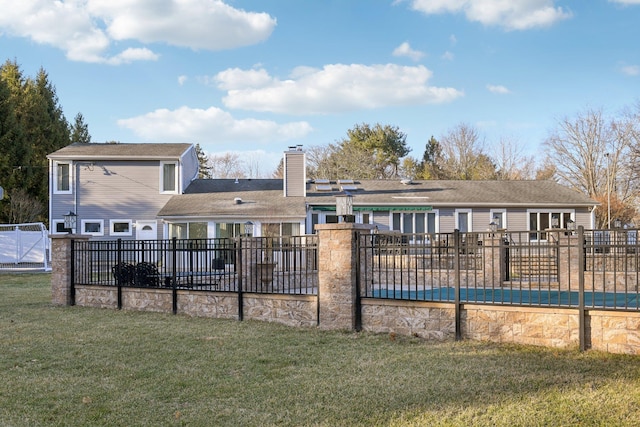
[2,274,640,426]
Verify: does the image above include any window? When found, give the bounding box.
[54,162,72,194]
[215,222,247,238]
[528,210,574,240]
[262,222,301,237]
[160,161,178,193]
[455,209,472,233]
[53,220,70,234]
[490,210,506,230]
[188,222,208,239]
[110,220,133,236]
[81,220,104,236]
[391,211,438,242]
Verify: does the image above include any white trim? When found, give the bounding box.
[109,219,133,236]
[160,161,178,194]
[390,210,440,236]
[455,209,472,232]
[52,219,69,235]
[53,161,73,194]
[81,219,104,236]
[489,209,507,230]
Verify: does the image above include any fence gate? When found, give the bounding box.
[0,223,51,272]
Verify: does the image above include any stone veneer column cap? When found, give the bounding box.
[49,234,91,240]
[314,223,374,232]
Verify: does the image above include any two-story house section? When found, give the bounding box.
[48,142,198,239]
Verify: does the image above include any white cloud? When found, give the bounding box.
[486,84,511,94]
[214,68,275,90]
[0,0,276,64]
[442,51,455,61]
[409,0,572,30]
[106,48,160,65]
[215,64,463,114]
[89,0,276,50]
[609,0,640,4]
[117,106,313,144]
[178,75,188,86]
[392,42,425,61]
[620,65,640,76]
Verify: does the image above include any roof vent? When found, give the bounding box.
[234,197,242,204]
[401,179,413,185]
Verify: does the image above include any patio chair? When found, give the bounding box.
[134,262,160,287]
[112,262,136,286]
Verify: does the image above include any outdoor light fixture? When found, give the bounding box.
[244,221,254,237]
[614,218,622,229]
[336,192,354,223]
[489,221,498,234]
[566,219,576,231]
[63,211,77,233]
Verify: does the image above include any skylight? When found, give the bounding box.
[316,184,333,191]
[340,184,358,191]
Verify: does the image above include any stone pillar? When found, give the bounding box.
[50,234,90,306]
[558,232,580,290]
[483,233,504,287]
[315,223,372,331]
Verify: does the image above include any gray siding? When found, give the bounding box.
[51,160,174,240]
[284,150,306,197]
[180,146,199,192]
[506,208,528,231]
[372,212,390,230]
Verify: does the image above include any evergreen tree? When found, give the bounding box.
[70,112,91,143]
[194,144,212,178]
[0,60,71,223]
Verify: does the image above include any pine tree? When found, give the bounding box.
[70,112,91,143]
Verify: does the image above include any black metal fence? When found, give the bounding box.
[360,228,640,311]
[72,236,318,295]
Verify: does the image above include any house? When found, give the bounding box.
[47,142,198,239]
[48,143,598,240]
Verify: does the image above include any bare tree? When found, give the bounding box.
[243,153,263,179]
[439,123,496,180]
[8,188,42,223]
[544,107,636,227]
[207,152,246,179]
[492,136,535,180]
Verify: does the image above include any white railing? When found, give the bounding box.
[0,223,51,271]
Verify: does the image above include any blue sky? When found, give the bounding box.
[1,0,639,176]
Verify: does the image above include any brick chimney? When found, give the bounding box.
[283,145,306,197]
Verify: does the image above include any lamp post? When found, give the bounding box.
[336,192,354,223]
[63,211,77,234]
[605,152,611,229]
[489,221,497,237]
[566,218,575,236]
[244,221,254,237]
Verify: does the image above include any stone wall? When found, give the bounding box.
[588,310,640,354]
[75,285,318,326]
[53,226,640,355]
[462,304,580,349]
[361,299,455,340]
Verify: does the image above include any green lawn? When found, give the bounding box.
[2,273,640,426]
